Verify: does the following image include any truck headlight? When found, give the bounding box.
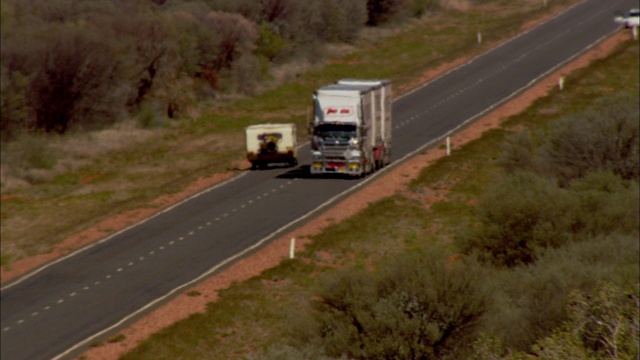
[312,162,323,169]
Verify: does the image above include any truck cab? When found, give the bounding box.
[309,79,392,176]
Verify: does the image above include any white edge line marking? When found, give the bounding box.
[1,172,249,291]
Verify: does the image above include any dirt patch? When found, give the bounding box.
[73,30,633,360]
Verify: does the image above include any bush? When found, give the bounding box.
[1,66,30,140]
[27,25,126,133]
[503,93,639,185]
[305,250,487,359]
[458,172,578,267]
[474,283,639,360]
[570,172,639,237]
[366,0,406,26]
[481,234,639,353]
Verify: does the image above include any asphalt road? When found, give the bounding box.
[1,0,636,359]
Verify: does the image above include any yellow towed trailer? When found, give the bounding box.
[245,123,298,169]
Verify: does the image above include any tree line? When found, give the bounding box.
[1,0,439,140]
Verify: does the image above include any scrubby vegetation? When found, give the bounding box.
[121,37,638,360]
[2,1,637,358]
[1,0,428,139]
[267,91,638,360]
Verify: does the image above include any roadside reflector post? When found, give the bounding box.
[558,76,565,91]
[632,26,638,41]
[446,137,451,156]
[477,32,482,44]
[289,238,296,259]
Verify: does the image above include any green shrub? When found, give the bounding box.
[0,66,30,141]
[482,234,639,352]
[570,172,639,237]
[500,93,639,186]
[4,133,57,171]
[482,282,639,360]
[499,130,536,175]
[458,172,577,267]
[547,95,637,183]
[305,249,487,359]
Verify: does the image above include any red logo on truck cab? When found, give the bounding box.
[324,107,353,116]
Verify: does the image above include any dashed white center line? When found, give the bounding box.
[1,177,301,335]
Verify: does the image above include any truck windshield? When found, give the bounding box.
[315,124,356,140]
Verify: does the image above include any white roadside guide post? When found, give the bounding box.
[558,76,565,91]
[446,137,451,156]
[477,31,482,44]
[632,26,638,41]
[289,238,296,259]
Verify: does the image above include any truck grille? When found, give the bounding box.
[321,144,348,159]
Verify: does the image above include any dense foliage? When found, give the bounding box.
[0,0,423,139]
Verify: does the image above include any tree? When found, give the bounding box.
[307,250,486,359]
[503,93,640,185]
[199,11,258,92]
[1,66,30,140]
[27,25,125,133]
[458,172,577,267]
[366,0,407,26]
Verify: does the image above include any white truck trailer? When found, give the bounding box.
[245,123,298,169]
[309,79,392,176]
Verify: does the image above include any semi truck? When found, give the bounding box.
[245,123,298,169]
[309,79,392,176]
